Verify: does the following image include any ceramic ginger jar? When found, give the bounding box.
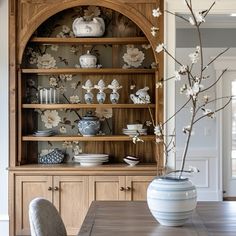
[72,17,105,37]
[79,51,97,68]
[78,111,100,136]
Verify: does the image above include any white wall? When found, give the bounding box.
[0,0,9,235]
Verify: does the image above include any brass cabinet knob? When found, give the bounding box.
[126,187,131,191]
[48,186,52,191]
[120,187,125,191]
[54,186,59,191]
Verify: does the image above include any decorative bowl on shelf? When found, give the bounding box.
[127,124,143,130]
[123,156,140,166]
[38,148,64,164]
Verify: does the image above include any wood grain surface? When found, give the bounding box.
[78,201,236,236]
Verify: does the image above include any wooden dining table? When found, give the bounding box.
[78,201,236,236]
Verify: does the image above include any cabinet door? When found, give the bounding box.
[15,175,52,235]
[125,176,154,201]
[89,176,126,204]
[53,176,89,235]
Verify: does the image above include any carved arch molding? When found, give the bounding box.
[10,0,162,63]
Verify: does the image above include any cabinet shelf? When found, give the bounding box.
[30,37,149,45]
[21,68,156,75]
[22,103,155,109]
[22,135,155,142]
[9,163,157,172]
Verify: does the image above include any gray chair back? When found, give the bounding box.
[29,197,67,236]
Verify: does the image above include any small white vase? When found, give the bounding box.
[147,177,197,227]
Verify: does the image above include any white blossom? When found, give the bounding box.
[189,16,195,26]
[155,137,163,143]
[180,84,187,94]
[71,82,77,89]
[146,121,152,126]
[132,134,144,144]
[152,8,162,17]
[51,45,58,51]
[41,110,61,128]
[195,12,205,24]
[65,74,73,81]
[62,141,73,149]
[151,26,159,37]
[37,53,56,69]
[178,65,188,74]
[174,71,181,81]
[154,125,162,136]
[69,95,80,104]
[189,52,199,64]
[151,62,157,69]
[73,145,82,155]
[189,12,205,26]
[49,77,57,87]
[188,166,200,173]
[155,43,165,53]
[123,47,145,68]
[156,82,163,88]
[142,44,151,50]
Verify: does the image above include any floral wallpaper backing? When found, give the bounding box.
[23,6,155,162]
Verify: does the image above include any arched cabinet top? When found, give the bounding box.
[15,0,163,63]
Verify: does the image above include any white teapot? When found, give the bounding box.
[130,87,151,104]
[72,17,105,37]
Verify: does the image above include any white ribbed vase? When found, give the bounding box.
[147,177,197,227]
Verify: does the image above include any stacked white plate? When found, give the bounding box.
[33,130,55,137]
[122,128,147,136]
[74,154,109,166]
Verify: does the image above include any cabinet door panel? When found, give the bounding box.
[53,176,89,235]
[15,175,52,235]
[126,176,154,201]
[89,176,126,203]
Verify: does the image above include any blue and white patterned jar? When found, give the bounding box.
[147,176,197,226]
[78,111,100,136]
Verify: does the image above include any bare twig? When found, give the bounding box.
[193,97,232,125]
[202,48,230,72]
[200,68,227,93]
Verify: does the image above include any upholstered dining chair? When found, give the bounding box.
[29,197,67,236]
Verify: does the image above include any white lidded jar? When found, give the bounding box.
[79,51,97,68]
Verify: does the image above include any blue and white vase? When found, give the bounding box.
[147,176,197,226]
[78,111,100,136]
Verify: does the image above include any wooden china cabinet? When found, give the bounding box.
[9,0,164,235]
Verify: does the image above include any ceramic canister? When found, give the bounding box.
[78,111,100,136]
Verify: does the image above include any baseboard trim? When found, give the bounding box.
[0,215,9,236]
[0,214,9,221]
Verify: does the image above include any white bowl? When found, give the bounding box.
[127,124,143,130]
[123,157,140,166]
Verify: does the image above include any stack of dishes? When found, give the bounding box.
[74,154,109,166]
[33,130,55,137]
[123,123,147,136]
[122,128,147,136]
